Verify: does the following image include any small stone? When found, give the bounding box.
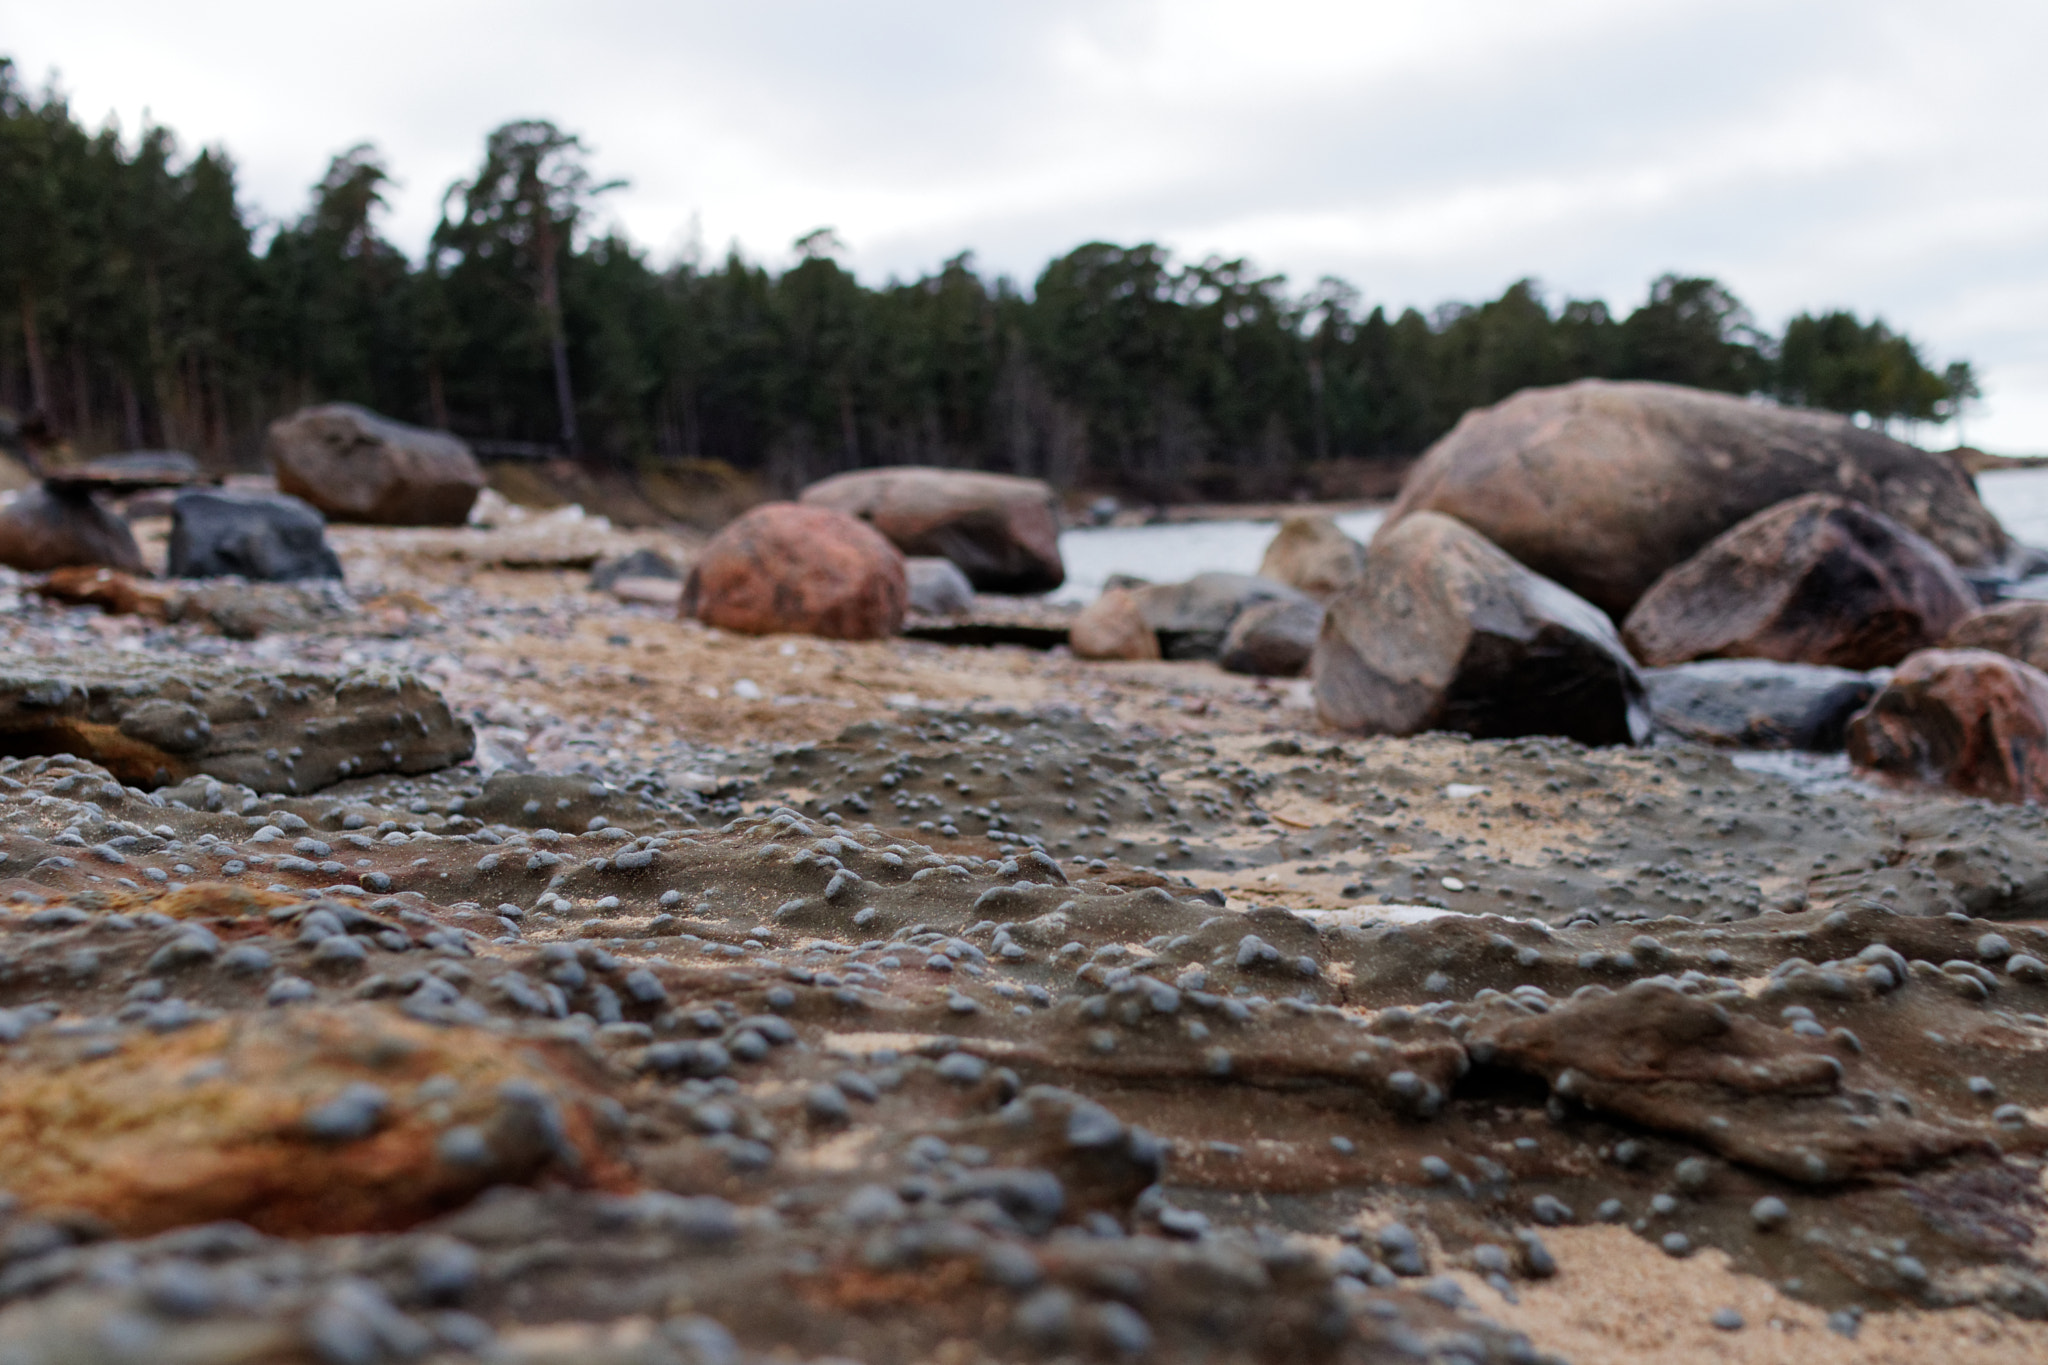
[1711,1308,1745,1331]
[303,1082,390,1142]
[1660,1232,1692,1257]
[1749,1196,1790,1231]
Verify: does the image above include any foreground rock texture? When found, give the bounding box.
[1623,493,1977,669]
[0,999,623,1235]
[1314,511,1648,744]
[1383,380,2008,616]
[1848,647,2048,803]
[1948,599,2048,671]
[167,486,344,581]
[681,502,908,639]
[1643,659,1878,750]
[267,403,487,526]
[1258,513,1367,598]
[800,466,1065,593]
[0,650,472,792]
[0,485,143,573]
[1068,585,1160,660]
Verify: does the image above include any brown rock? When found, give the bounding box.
[800,467,1064,593]
[1945,600,2048,672]
[0,485,143,573]
[266,403,485,526]
[1381,379,2007,616]
[1257,515,1366,598]
[1069,588,1160,661]
[1846,648,2048,803]
[1478,980,1982,1183]
[1621,494,1977,669]
[0,1004,625,1235]
[683,502,907,640]
[1313,511,1647,745]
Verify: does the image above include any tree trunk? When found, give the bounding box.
[17,285,49,419]
[535,215,579,458]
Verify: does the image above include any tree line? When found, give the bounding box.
[0,61,1982,500]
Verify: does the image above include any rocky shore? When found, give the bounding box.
[2,389,2048,1363]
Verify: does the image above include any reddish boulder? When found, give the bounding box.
[1069,587,1160,661]
[266,403,485,526]
[1622,494,1976,669]
[800,467,1064,593]
[1313,511,1647,745]
[1945,600,2048,672]
[683,503,907,640]
[0,486,143,573]
[1847,648,2048,803]
[1381,380,2006,616]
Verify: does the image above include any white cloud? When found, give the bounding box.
[9,0,2046,448]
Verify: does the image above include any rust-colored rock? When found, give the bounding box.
[1313,511,1647,745]
[1622,494,1977,669]
[1257,514,1365,599]
[34,566,175,618]
[1847,647,2048,803]
[800,467,1064,593]
[1946,600,2048,672]
[266,403,485,526]
[1069,587,1159,661]
[682,502,907,640]
[0,485,143,573]
[0,1005,625,1235]
[1381,379,2007,616]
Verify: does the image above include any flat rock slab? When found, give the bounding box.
[0,650,473,794]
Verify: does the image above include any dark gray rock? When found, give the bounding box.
[1643,659,1879,751]
[168,487,343,581]
[1218,596,1324,677]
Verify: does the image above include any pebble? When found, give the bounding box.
[1710,1307,1745,1331]
[1749,1196,1790,1231]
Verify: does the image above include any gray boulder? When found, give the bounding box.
[266,403,485,526]
[168,488,343,581]
[1136,573,1311,661]
[905,556,975,616]
[1642,660,1879,751]
[0,650,472,793]
[1219,596,1324,677]
[1313,512,1648,745]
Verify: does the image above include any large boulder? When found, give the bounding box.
[682,502,906,640]
[168,487,343,581]
[266,403,485,526]
[1621,494,1976,669]
[1381,379,2007,616]
[1642,660,1878,751]
[1945,600,2048,672]
[0,486,142,573]
[1313,511,1647,745]
[1135,573,1309,661]
[1847,648,2048,804]
[1219,596,1324,677]
[1069,588,1160,661]
[799,467,1064,593]
[1258,515,1366,598]
[0,650,473,793]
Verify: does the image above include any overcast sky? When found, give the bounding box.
[13,0,2048,448]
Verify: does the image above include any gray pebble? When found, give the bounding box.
[1749,1196,1790,1231]
[1711,1307,1744,1331]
